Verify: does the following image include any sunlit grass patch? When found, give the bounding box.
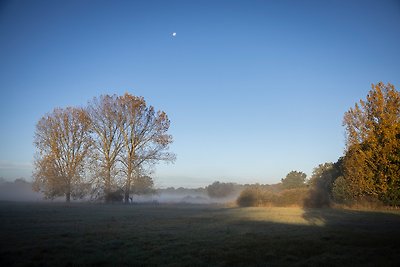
[224,207,326,226]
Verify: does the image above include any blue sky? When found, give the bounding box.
[0,0,399,187]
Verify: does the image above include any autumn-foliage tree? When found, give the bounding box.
[117,93,175,203]
[341,82,400,205]
[33,93,174,203]
[87,95,124,200]
[33,107,92,202]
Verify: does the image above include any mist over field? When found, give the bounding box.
[0,179,45,202]
[0,179,239,204]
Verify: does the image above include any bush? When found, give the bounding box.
[274,188,309,207]
[237,186,308,207]
[237,186,267,207]
[105,190,123,203]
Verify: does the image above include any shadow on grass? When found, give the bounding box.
[1,202,400,266]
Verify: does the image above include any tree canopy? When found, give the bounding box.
[33,93,174,202]
[206,181,237,198]
[33,107,92,201]
[341,82,400,205]
[281,171,307,190]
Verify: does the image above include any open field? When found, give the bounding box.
[1,202,400,266]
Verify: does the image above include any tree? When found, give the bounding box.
[342,82,400,204]
[332,176,352,204]
[87,95,124,200]
[130,175,156,195]
[305,160,343,207]
[281,171,306,189]
[117,93,175,203]
[206,181,236,198]
[33,107,92,202]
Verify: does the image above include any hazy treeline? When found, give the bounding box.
[33,93,175,202]
[0,178,45,202]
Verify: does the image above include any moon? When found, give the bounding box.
[172,32,177,37]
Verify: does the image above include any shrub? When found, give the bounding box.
[105,190,123,203]
[274,188,309,207]
[237,186,265,207]
[237,186,308,207]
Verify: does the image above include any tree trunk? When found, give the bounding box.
[105,167,111,202]
[124,190,130,204]
[66,192,71,202]
[124,168,132,204]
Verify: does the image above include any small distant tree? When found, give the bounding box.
[14,178,28,184]
[33,107,92,202]
[206,181,236,198]
[131,175,156,195]
[281,171,306,190]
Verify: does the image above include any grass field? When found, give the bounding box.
[1,202,400,266]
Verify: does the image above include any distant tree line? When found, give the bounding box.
[33,93,175,202]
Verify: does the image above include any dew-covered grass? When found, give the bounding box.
[1,202,400,266]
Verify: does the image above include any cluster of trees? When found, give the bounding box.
[308,83,400,207]
[339,82,400,205]
[32,93,175,202]
[239,82,400,208]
